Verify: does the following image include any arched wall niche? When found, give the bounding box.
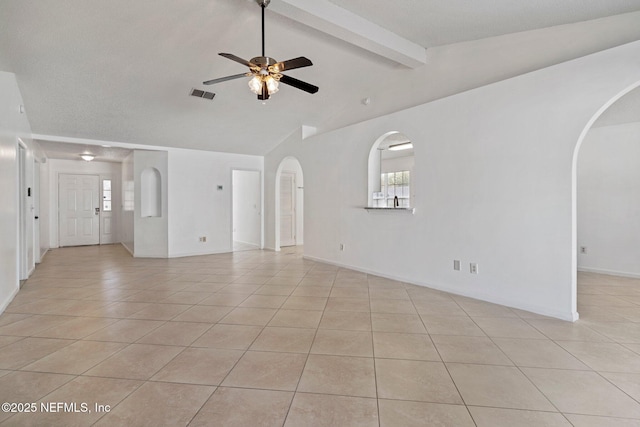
[141,167,161,218]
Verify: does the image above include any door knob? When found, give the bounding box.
[95,207,100,215]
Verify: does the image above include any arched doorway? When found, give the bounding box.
[275,157,304,251]
[571,80,640,316]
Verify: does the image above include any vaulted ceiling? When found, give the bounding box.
[1,0,640,156]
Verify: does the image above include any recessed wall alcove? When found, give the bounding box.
[141,166,161,218]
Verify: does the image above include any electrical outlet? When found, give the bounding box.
[470,263,478,274]
[453,260,461,271]
[580,246,587,254]
[339,243,344,251]
[199,236,207,242]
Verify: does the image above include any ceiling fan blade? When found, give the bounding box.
[219,53,255,68]
[270,56,313,73]
[279,74,319,94]
[203,73,247,85]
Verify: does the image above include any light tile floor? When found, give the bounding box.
[1,245,640,426]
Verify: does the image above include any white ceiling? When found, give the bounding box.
[328,0,640,47]
[1,0,640,156]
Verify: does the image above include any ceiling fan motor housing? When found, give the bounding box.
[251,57,277,68]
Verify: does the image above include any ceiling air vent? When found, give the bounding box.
[190,88,215,100]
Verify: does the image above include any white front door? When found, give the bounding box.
[280,171,296,247]
[59,174,100,247]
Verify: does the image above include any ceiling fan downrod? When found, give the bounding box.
[257,0,270,57]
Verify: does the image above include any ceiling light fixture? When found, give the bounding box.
[387,142,413,151]
[80,154,95,161]
[248,73,279,96]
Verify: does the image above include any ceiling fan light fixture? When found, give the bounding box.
[265,75,279,94]
[248,76,262,94]
[248,75,279,96]
[202,0,317,99]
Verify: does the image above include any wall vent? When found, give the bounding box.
[190,88,215,100]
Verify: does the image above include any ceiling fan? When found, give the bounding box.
[202,0,319,100]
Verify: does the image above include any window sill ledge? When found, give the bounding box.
[364,207,415,214]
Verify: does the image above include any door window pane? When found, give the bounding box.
[102,179,112,212]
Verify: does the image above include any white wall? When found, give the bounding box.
[265,41,640,321]
[168,148,263,257]
[38,159,50,259]
[578,122,640,277]
[232,170,262,247]
[0,71,34,312]
[121,152,134,254]
[47,159,122,248]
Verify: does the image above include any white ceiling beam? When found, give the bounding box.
[269,0,426,68]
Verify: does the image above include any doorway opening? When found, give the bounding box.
[572,80,640,317]
[232,169,262,252]
[275,157,304,251]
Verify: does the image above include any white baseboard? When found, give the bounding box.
[168,248,232,258]
[233,239,260,247]
[578,267,640,279]
[303,254,578,322]
[0,285,20,316]
[120,242,134,256]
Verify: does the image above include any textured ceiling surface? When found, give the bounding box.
[328,0,640,47]
[35,140,132,163]
[1,0,639,156]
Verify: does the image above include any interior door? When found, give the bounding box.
[232,170,261,249]
[59,174,100,247]
[280,171,296,247]
[33,161,41,263]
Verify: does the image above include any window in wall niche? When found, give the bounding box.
[368,132,414,208]
[123,181,134,211]
[102,179,112,212]
[380,171,410,207]
[141,167,162,217]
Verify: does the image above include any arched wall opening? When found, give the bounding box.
[367,131,415,208]
[275,157,304,252]
[571,79,640,317]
